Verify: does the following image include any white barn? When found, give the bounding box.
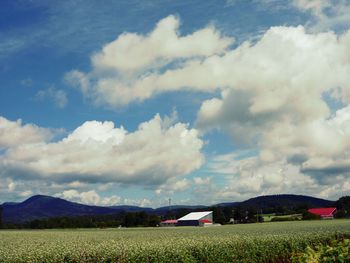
[177,211,213,226]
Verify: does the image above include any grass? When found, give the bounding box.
[0,220,349,262]
[262,213,302,222]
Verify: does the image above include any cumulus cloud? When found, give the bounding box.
[0,114,203,186]
[56,189,155,207]
[64,15,350,199]
[68,19,350,110]
[57,189,121,206]
[36,87,68,108]
[292,0,330,15]
[196,27,350,180]
[293,0,350,31]
[0,117,52,149]
[155,178,191,195]
[207,153,350,201]
[193,176,212,186]
[66,15,233,107]
[92,15,232,72]
[189,25,350,200]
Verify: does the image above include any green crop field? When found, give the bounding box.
[262,214,302,222]
[0,220,349,263]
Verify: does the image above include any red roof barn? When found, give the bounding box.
[308,207,337,219]
[160,219,178,227]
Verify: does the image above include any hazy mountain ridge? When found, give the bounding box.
[1,194,334,223]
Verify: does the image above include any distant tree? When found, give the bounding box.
[335,209,347,219]
[212,206,227,224]
[148,215,161,227]
[232,205,257,223]
[233,205,246,223]
[271,216,296,222]
[335,196,350,218]
[0,205,3,228]
[302,211,321,220]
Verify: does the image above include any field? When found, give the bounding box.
[262,214,302,222]
[0,220,349,263]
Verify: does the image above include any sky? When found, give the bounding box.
[1,0,350,207]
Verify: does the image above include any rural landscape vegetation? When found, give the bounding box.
[0,194,350,262]
[1,0,350,262]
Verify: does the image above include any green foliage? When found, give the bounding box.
[3,212,161,229]
[0,206,2,228]
[302,212,321,220]
[0,220,349,262]
[335,196,350,218]
[270,216,297,222]
[292,239,350,263]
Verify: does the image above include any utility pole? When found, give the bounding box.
[168,198,171,219]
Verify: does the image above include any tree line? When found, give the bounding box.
[0,206,2,228]
[1,196,349,229]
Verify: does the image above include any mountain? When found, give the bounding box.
[215,202,239,207]
[0,194,335,224]
[2,195,117,223]
[238,194,334,211]
[108,205,153,213]
[155,205,207,212]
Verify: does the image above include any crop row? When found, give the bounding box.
[0,220,349,262]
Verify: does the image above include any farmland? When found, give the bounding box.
[0,220,349,263]
[262,213,302,222]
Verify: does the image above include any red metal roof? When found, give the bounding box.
[161,220,178,224]
[308,207,336,217]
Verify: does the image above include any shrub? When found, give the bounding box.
[302,212,321,220]
[292,239,350,263]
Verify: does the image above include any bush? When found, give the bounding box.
[292,239,350,262]
[302,212,321,220]
[271,216,296,222]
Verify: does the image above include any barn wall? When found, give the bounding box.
[177,220,200,226]
[201,213,213,222]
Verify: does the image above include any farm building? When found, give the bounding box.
[308,207,337,219]
[177,211,213,226]
[160,219,178,227]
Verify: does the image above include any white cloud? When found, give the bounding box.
[19,190,33,198]
[7,181,16,192]
[201,101,350,201]
[66,15,233,107]
[91,15,232,72]
[193,176,212,186]
[293,0,350,31]
[56,189,155,207]
[9,16,350,202]
[36,87,68,108]
[155,178,191,195]
[194,26,350,199]
[292,0,331,15]
[64,120,126,145]
[0,114,204,186]
[194,26,350,135]
[57,189,121,206]
[206,154,350,201]
[0,116,52,149]
[68,19,350,112]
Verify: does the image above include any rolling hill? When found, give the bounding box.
[2,195,117,223]
[239,194,334,211]
[0,194,335,224]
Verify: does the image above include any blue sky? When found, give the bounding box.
[1,0,350,207]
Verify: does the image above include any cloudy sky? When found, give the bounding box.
[1,0,350,207]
